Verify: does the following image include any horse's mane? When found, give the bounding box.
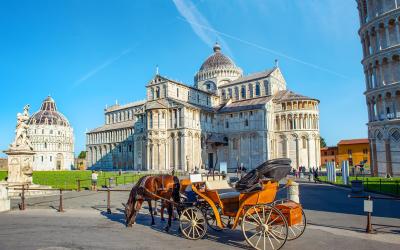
[126,175,150,206]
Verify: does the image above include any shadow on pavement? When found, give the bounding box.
[99,208,251,250]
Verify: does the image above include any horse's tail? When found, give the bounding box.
[172,176,181,209]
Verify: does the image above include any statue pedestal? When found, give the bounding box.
[0,182,10,212]
[2,149,56,197]
[4,149,34,184]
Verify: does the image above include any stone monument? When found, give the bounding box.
[0,184,10,212]
[4,105,35,185]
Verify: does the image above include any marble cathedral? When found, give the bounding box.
[86,44,321,172]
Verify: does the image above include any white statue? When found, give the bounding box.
[11,104,33,150]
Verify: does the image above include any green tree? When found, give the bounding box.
[320,136,327,148]
[78,151,87,159]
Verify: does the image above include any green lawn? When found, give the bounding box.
[319,175,400,196]
[0,171,7,181]
[0,170,144,190]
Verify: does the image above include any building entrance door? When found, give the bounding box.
[56,161,61,170]
[208,153,213,169]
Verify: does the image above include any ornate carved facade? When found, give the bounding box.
[86,44,320,172]
[357,0,400,176]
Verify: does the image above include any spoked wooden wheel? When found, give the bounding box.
[273,199,307,240]
[180,207,207,240]
[287,209,306,240]
[204,206,230,231]
[242,204,288,250]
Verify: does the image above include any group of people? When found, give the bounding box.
[292,166,320,183]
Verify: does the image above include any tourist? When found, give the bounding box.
[313,169,319,183]
[91,171,98,191]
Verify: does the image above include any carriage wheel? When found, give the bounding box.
[273,199,307,240]
[242,204,288,250]
[180,207,207,240]
[204,206,230,231]
[286,209,306,240]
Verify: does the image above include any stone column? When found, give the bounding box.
[157,143,160,171]
[375,29,380,52]
[371,139,378,176]
[295,138,300,168]
[164,141,168,170]
[384,139,393,176]
[396,20,400,44]
[174,136,178,170]
[146,144,150,170]
[180,134,186,171]
[315,137,320,167]
[385,24,391,47]
[177,109,180,128]
[379,63,385,86]
[307,138,311,169]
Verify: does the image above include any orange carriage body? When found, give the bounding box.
[275,201,303,226]
[189,178,304,230]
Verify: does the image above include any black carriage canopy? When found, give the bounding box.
[235,158,292,192]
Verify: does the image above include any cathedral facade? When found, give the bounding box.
[357,0,400,176]
[86,44,320,172]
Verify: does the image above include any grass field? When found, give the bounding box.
[0,170,144,190]
[319,175,400,196]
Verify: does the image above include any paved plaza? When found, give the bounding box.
[0,182,399,250]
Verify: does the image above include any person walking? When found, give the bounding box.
[91,171,98,191]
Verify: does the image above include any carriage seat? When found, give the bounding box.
[219,191,240,199]
[205,180,240,200]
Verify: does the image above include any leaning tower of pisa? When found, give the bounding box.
[357,0,400,176]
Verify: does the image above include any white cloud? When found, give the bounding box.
[172,0,232,56]
[73,48,133,87]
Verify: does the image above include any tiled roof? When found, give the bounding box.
[28,96,70,127]
[273,90,319,102]
[105,100,146,112]
[338,139,369,145]
[87,120,134,133]
[168,97,216,113]
[218,96,273,113]
[223,68,276,86]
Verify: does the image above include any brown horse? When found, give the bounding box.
[124,175,181,231]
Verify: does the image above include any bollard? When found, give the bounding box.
[364,196,373,233]
[77,180,81,192]
[20,184,26,210]
[58,189,64,212]
[107,188,111,214]
[287,181,300,203]
[115,176,118,186]
[123,176,126,185]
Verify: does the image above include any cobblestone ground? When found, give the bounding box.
[0,182,399,250]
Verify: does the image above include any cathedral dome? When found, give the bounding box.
[28,96,70,126]
[195,43,242,88]
[199,43,238,71]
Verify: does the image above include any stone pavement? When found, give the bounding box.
[0,183,399,250]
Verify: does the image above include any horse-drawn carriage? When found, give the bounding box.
[125,158,306,250]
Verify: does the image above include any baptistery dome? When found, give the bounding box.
[27,96,74,171]
[195,43,242,93]
[29,96,70,126]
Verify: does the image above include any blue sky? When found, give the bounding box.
[0,0,365,157]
